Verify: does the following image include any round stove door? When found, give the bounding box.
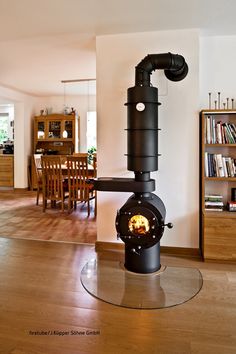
[116,204,165,248]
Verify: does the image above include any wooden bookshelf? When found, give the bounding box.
[205,177,236,181]
[205,143,236,147]
[200,110,236,261]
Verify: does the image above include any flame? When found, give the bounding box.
[128,215,150,235]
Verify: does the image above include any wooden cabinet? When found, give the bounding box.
[33,113,79,155]
[203,212,236,260]
[31,113,79,189]
[200,110,236,261]
[0,155,14,187]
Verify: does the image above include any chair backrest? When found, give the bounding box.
[34,154,43,181]
[72,153,88,158]
[41,155,64,200]
[67,155,90,202]
[60,155,67,164]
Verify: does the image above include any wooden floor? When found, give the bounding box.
[0,189,96,244]
[0,237,236,354]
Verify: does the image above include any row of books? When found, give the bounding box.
[205,194,224,211]
[205,153,236,177]
[205,195,236,211]
[205,115,236,144]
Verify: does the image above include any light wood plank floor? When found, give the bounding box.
[0,189,96,244]
[0,237,236,354]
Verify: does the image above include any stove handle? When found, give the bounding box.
[164,222,173,229]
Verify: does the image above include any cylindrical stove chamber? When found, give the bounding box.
[126,86,161,172]
[116,193,166,273]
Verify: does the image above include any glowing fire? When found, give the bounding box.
[128,215,150,235]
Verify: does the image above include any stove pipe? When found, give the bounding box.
[127,52,188,176]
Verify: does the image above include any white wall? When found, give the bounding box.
[96,29,200,248]
[199,34,236,204]
[0,86,37,188]
[200,35,236,108]
[34,95,96,152]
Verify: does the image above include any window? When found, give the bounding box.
[0,105,14,144]
[0,113,9,143]
[87,111,97,150]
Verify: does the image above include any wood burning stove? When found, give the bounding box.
[90,52,188,274]
[81,52,203,309]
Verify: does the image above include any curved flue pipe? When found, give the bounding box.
[135,52,188,86]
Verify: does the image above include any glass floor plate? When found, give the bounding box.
[81,259,203,309]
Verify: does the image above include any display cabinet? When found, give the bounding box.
[31,113,80,189]
[34,113,79,154]
[200,110,236,261]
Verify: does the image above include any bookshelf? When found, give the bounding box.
[200,110,236,261]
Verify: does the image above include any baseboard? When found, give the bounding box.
[95,241,124,253]
[0,187,14,191]
[95,241,201,258]
[13,188,29,192]
[160,246,201,258]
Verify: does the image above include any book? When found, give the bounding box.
[205,208,223,212]
[205,194,223,201]
[206,116,211,144]
[216,121,222,144]
[222,157,228,177]
[205,201,224,206]
[205,152,209,177]
[216,154,224,177]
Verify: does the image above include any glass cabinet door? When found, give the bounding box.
[64,120,73,139]
[48,121,61,139]
[37,121,45,139]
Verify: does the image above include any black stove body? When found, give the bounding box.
[91,52,188,273]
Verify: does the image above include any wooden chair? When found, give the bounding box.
[67,155,95,216]
[33,154,43,205]
[41,155,68,212]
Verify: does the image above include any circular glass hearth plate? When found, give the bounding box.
[80,259,203,309]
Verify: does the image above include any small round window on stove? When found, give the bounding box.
[128,215,150,235]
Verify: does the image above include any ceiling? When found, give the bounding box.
[0,0,236,97]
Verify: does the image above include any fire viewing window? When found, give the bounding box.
[128,215,150,235]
